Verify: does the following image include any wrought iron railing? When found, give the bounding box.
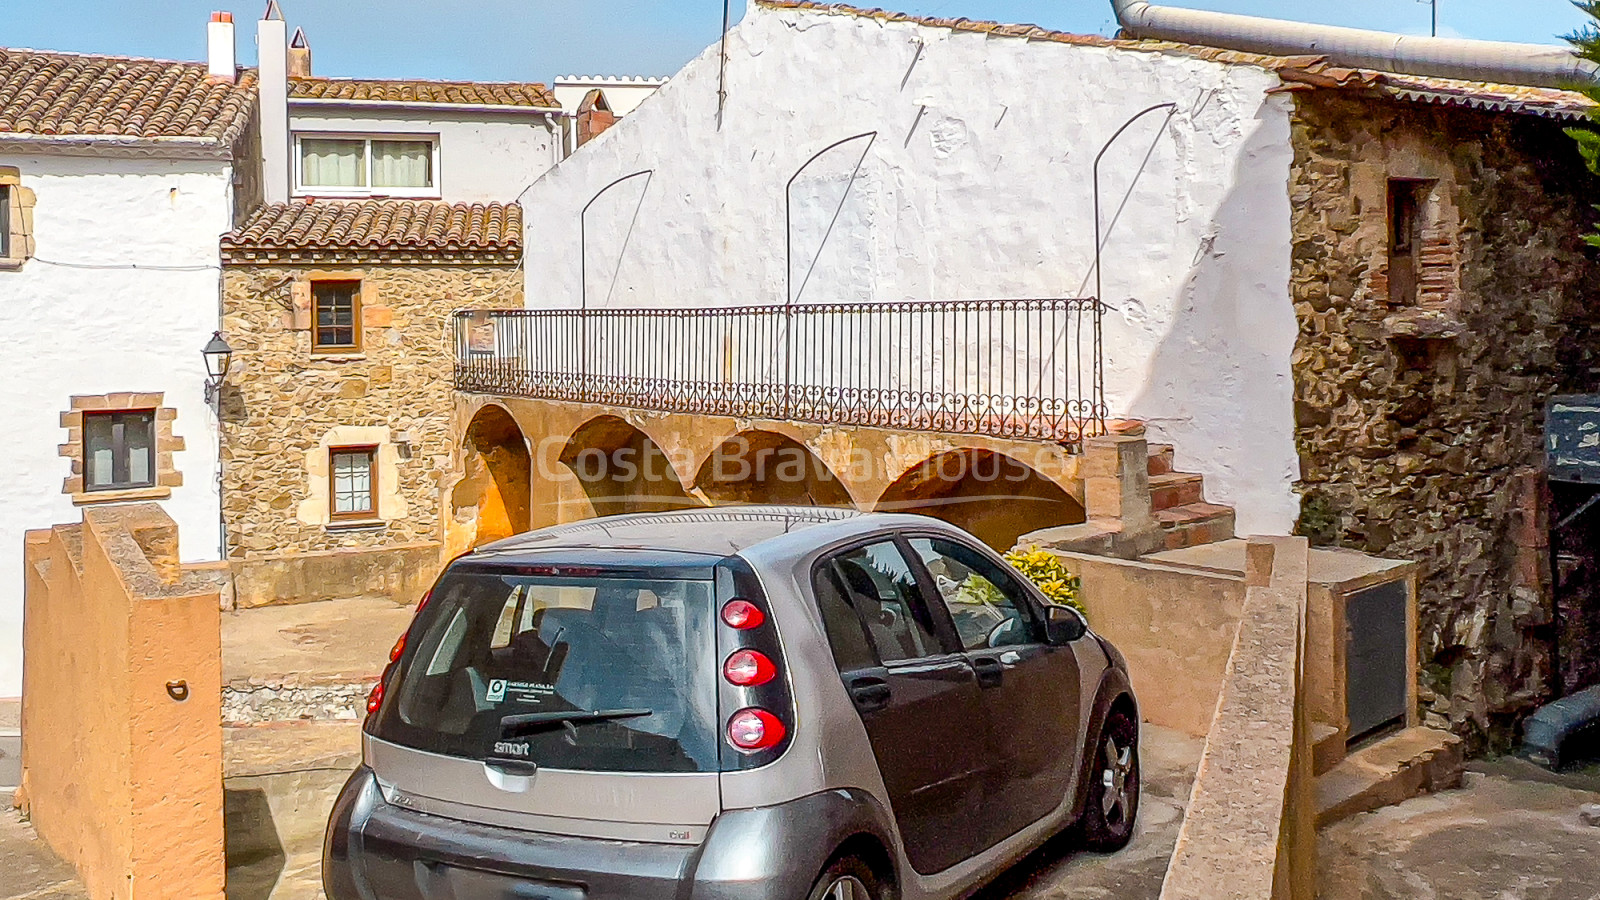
[453,298,1106,445]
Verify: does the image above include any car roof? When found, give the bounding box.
[470,505,957,564]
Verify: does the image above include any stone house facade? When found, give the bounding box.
[219,200,522,606]
[1283,72,1600,746]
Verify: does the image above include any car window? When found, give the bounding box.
[816,540,941,664]
[909,537,1038,651]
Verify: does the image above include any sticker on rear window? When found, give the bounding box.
[484,679,555,705]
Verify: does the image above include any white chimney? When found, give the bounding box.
[257,0,290,203]
[206,11,236,82]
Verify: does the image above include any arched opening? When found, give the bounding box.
[694,431,854,508]
[560,416,699,518]
[452,405,531,547]
[877,449,1084,550]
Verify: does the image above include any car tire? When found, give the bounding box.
[1080,708,1140,852]
[807,854,884,900]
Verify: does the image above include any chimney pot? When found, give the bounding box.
[206,10,237,83]
[288,27,312,78]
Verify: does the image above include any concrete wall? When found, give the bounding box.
[288,108,559,202]
[20,504,224,900]
[1053,550,1247,737]
[1159,536,1313,900]
[0,152,233,697]
[520,3,1301,537]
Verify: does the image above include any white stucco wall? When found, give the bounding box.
[289,108,560,202]
[553,77,668,117]
[521,5,1302,537]
[0,152,232,698]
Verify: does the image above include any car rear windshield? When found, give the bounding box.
[373,567,719,773]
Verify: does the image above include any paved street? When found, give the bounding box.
[0,807,87,900]
[1320,760,1600,900]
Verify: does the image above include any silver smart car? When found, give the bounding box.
[324,506,1140,900]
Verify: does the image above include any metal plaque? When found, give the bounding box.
[1547,396,1600,484]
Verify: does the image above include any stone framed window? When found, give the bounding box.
[0,167,37,269]
[329,445,378,520]
[312,280,362,352]
[60,393,183,503]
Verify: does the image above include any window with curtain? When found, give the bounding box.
[330,446,377,519]
[296,135,436,194]
[84,411,156,492]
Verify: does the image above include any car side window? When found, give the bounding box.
[909,537,1039,651]
[814,540,942,664]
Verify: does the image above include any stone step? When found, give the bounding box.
[1155,502,1235,550]
[1316,726,1464,827]
[1147,443,1176,477]
[1312,721,1344,776]
[224,676,377,726]
[1149,472,1205,511]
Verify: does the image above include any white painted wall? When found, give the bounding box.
[0,152,231,698]
[553,77,667,117]
[288,108,560,202]
[520,5,1302,536]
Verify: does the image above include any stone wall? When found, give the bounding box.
[1288,91,1600,748]
[220,260,521,602]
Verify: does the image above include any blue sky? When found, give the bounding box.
[0,1,1589,83]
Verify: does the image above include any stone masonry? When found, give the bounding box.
[220,263,522,568]
[1288,90,1600,749]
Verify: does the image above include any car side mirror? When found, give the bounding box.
[1044,605,1087,645]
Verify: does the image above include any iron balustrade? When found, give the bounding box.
[453,298,1107,446]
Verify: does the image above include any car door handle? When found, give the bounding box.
[972,656,1003,688]
[847,676,892,712]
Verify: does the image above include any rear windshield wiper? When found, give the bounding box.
[499,708,652,737]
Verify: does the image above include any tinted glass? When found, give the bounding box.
[83,411,155,491]
[813,561,878,672]
[910,537,1038,650]
[820,541,940,663]
[376,569,719,773]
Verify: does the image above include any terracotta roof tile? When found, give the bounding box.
[0,47,256,144]
[222,200,522,261]
[289,77,558,109]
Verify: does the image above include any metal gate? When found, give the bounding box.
[1345,580,1409,744]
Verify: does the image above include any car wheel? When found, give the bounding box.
[1080,709,1140,852]
[807,855,883,900]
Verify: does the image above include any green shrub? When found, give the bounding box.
[1004,547,1085,616]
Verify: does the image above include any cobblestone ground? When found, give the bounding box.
[0,807,88,900]
[1320,760,1600,900]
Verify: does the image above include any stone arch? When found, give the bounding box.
[876,449,1085,549]
[694,430,855,508]
[452,404,531,547]
[559,415,699,518]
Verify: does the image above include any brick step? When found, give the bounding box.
[1149,472,1205,511]
[1147,443,1176,477]
[1316,726,1464,827]
[1155,502,1235,550]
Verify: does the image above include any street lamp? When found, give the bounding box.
[202,331,233,404]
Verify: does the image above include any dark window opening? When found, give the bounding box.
[330,445,377,519]
[1387,179,1428,307]
[312,281,361,351]
[1,184,11,259]
[84,410,156,492]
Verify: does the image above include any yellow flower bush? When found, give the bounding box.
[1004,547,1084,615]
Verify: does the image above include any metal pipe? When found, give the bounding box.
[1110,0,1597,88]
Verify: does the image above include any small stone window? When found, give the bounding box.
[1387,179,1430,307]
[0,167,37,269]
[312,280,362,352]
[330,445,378,520]
[84,411,157,492]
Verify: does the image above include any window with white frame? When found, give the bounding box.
[294,135,438,196]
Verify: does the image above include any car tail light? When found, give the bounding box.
[721,600,765,629]
[723,649,777,687]
[416,589,432,612]
[726,708,786,751]
[389,632,407,663]
[366,680,385,715]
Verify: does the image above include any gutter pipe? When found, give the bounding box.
[1110,0,1598,89]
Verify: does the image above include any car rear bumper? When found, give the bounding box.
[324,767,898,900]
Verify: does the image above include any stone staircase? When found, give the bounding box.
[1315,726,1464,826]
[1145,443,1236,552]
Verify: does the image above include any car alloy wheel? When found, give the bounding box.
[1100,732,1135,826]
[823,875,870,900]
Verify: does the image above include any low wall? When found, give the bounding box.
[1159,536,1315,900]
[229,540,441,609]
[1053,551,1247,737]
[20,503,225,900]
